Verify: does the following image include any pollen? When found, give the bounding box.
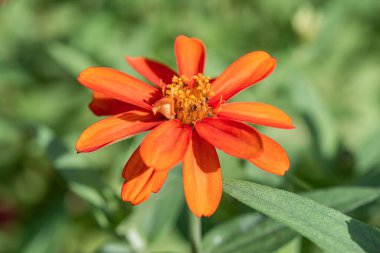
[159,73,215,125]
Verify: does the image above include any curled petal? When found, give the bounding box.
[195,118,263,159]
[209,51,276,105]
[89,92,140,116]
[249,134,290,176]
[218,102,294,129]
[121,147,168,205]
[121,179,152,205]
[122,165,154,205]
[76,110,162,153]
[78,67,160,110]
[126,57,177,87]
[140,119,192,171]
[152,97,176,120]
[175,35,205,78]
[183,132,222,217]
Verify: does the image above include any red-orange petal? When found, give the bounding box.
[121,149,154,205]
[151,171,169,193]
[89,92,141,116]
[217,102,294,129]
[78,67,160,110]
[126,56,177,88]
[140,119,192,171]
[249,134,290,176]
[195,118,263,159]
[76,110,162,153]
[209,51,276,106]
[183,131,222,217]
[175,35,205,78]
[121,147,168,205]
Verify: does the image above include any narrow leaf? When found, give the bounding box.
[203,186,380,253]
[223,179,380,253]
[304,186,380,212]
[203,213,296,253]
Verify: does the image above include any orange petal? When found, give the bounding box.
[126,57,177,88]
[183,131,222,217]
[195,117,263,159]
[122,180,152,205]
[249,134,290,176]
[140,119,192,171]
[78,67,160,110]
[121,147,168,205]
[89,92,140,116]
[151,171,169,193]
[175,35,205,78]
[208,51,276,106]
[121,149,154,205]
[76,110,162,153]
[218,102,294,129]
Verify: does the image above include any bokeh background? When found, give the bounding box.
[1,0,380,252]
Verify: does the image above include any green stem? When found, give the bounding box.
[189,209,202,253]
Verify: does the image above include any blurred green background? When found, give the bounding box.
[1,0,380,252]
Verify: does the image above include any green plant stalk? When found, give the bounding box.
[189,209,202,253]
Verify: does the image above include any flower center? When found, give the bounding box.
[156,74,215,125]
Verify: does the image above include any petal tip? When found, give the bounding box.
[77,67,95,82]
[176,34,189,40]
[189,208,217,218]
[190,210,202,218]
[121,194,147,206]
[125,55,139,63]
[249,134,290,176]
[75,141,84,154]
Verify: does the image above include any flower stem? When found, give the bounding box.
[189,209,202,253]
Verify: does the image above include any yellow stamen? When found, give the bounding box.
[160,73,214,125]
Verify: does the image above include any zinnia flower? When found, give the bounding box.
[76,35,294,217]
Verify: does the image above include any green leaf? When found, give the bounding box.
[148,229,191,253]
[48,43,97,77]
[203,213,296,253]
[291,78,338,160]
[95,242,134,253]
[203,186,380,253]
[19,199,68,253]
[223,179,380,253]
[55,154,107,208]
[275,237,301,253]
[355,128,380,177]
[303,186,380,212]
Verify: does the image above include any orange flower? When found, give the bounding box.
[76,35,294,217]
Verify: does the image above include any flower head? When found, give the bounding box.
[76,35,294,217]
